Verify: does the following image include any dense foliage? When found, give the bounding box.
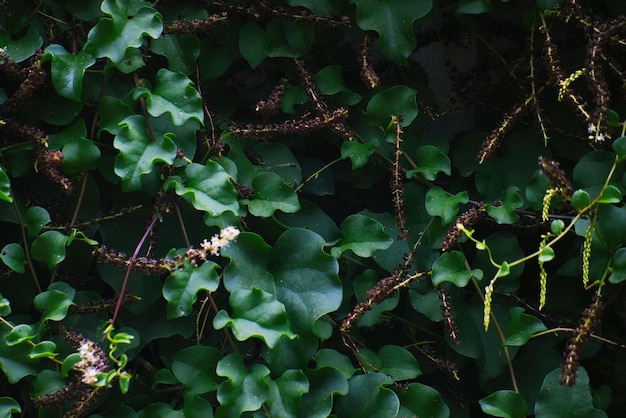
[2,0,626,416]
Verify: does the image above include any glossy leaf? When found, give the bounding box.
[505,307,547,346]
[4,325,36,347]
[334,373,400,418]
[426,187,470,225]
[266,369,309,417]
[350,0,433,64]
[432,251,472,287]
[42,45,95,101]
[163,261,220,319]
[0,327,40,383]
[25,206,51,238]
[612,136,626,160]
[353,270,399,327]
[49,119,101,174]
[610,247,626,284]
[164,162,240,217]
[331,214,393,258]
[407,145,452,181]
[0,244,25,274]
[341,139,378,169]
[597,185,622,204]
[86,0,163,63]
[397,383,450,418]
[213,287,296,348]
[572,189,591,211]
[479,390,528,418]
[0,167,11,203]
[216,353,271,417]
[487,186,523,224]
[151,35,200,74]
[171,346,221,394]
[31,231,70,270]
[114,115,177,191]
[366,85,419,128]
[300,368,349,418]
[0,29,42,62]
[244,172,300,217]
[535,367,607,418]
[33,282,75,322]
[28,341,58,359]
[239,22,269,68]
[361,345,422,381]
[0,397,21,418]
[133,69,204,126]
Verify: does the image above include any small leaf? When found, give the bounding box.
[353,270,399,327]
[425,187,470,225]
[479,390,528,418]
[551,219,565,234]
[301,368,349,418]
[331,214,393,258]
[505,307,547,347]
[0,397,21,417]
[366,85,419,128]
[487,186,523,224]
[33,282,75,322]
[539,246,555,262]
[266,369,309,417]
[0,29,42,62]
[571,189,591,211]
[609,247,626,284]
[49,119,100,174]
[42,45,96,101]
[406,145,452,181]
[213,287,296,348]
[163,261,220,319]
[0,167,11,203]
[4,325,36,346]
[432,251,472,287]
[114,115,177,191]
[62,353,81,376]
[497,261,511,278]
[171,346,221,394]
[25,206,51,238]
[85,0,163,64]
[457,0,491,14]
[350,0,433,64]
[377,345,422,381]
[151,34,200,74]
[239,22,269,68]
[29,341,58,359]
[612,136,626,161]
[0,244,25,274]
[244,172,300,217]
[597,185,622,204]
[397,383,450,418]
[341,139,378,169]
[31,231,70,270]
[334,373,400,418]
[133,69,204,125]
[216,353,271,417]
[0,297,10,317]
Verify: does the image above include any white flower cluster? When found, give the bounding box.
[76,339,108,385]
[200,226,241,256]
[587,123,605,142]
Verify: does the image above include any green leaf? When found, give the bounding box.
[425,187,470,225]
[571,190,591,211]
[0,167,11,203]
[598,185,622,204]
[406,145,452,181]
[551,219,565,234]
[376,345,422,381]
[98,96,136,135]
[221,232,274,293]
[265,20,314,58]
[28,341,58,359]
[300,368,349,418]
[350,0,433,64]
[4,325,35,347]
[163,261,220,319]
[213,287,296,348]
[535,367,607,418]
[33,282,75,322]
[0,244,25,274]
[609,247,626,284]
[62,353,81,377]
[133,69,204,126]
[244,172,300,217]
[612,136,626,161]
[316,65,361,105]
[151,35,200,74]
[164,162,240,217]
[315,349,356,379]
[595,204,626,251]
[25,206,51,238]
[334,373,400,418]
[505,307,547,346]
[0,28,43,62]
[49,119,101,174]
[182,392,214,418]
[239,22,270,68]
[31,231,70,270]
[42,45,96,101]
[397,383,450,418]
[114,115,177,191]
[216,353,271,418]
[487,186,523,224]
[432,251,472,287]
[0,327,40,383]
[0,397,21,418]
[0,297,10,317]
[366,85,419,128]
[85,0,163,63]
[341,139,379,169]
[266,369,309,417]
[171,346,221,394]
[331,214,393,258]
[457,0,492,14]
[539,246,555,262]
[479,390,528,418]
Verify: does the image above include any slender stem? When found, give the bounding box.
[294,156,342,192]
[12,198,41,293]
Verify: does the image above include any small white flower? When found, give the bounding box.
[81,366,100,385]
[220,226,240,241]
[587,123,596,134]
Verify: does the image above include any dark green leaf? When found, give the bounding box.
[334,373,400,418]
[353,270,399,327]
[457,0,491,14]
[315,349,356,379]
[171,346,221,394]
[151,35,200,74]
[377,345,421,381]
[479,390,528,418]
[28,341,58,359]
[535,367,607,418]
[300,368,349,418]
[505,307,547,346]
[216,353,270,417]
[0,397,21,418]
[366,85,419,128]
[42,45,95,101]
[331,214,393,258]
[25,206,51,238]
[407,145,452,181]
[487,186,523,224]
[33,282,75,322]
[244,172,300,217]
[0,244,25,274]
[432,251,472,287]
[341,139,379,169]
[0,167,12,203]
[397,383,450,418]
[266,369,309,417]
[182,392,214,418]
[163,261,220,319]
[595,204,626,251]
[49,119,101,174]
[572,189,591,212]
[213,287,296,348]
[0,327,40,383]
[350,0,433,64]
[4,325,35,347]
[239,22,269,68]
[612,136,626,160]
[31,231,70,270]
[609,247,626,284]
[425,187,469,225]
[0,29,42,62]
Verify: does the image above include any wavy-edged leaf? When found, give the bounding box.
[133,69,203,126]
[114,115,177,191]
[171,346,221,395]
[300,367,349,418]
[49,119,100,174]
[0,397,21,417]
[505,307,547,347]
[480,390,528,418]
[331,214,393,258]
[334,373,400,418]
[267,369,309,417]
[151,35,200,74]
[42,45,95,101]
[213,287,296,348]
[397,383,450,418]
[33,282,75,322]
[244,172,300,217]
[0,28,42,63]
[216,353,271,418]
[163,261,220,319]
[426,187,470,225]
[432,251,472,287]
[366,85,419,128]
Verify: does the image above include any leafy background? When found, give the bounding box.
[1,0,626,417]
